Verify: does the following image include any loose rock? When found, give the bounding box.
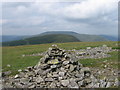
[2,45,118,88]
[61,80,69,87]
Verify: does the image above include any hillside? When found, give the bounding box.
[38,31,109,42]
[100,35,118,41]
[2,34,80,46]
[1,31,110,43]
[1,35,30,42]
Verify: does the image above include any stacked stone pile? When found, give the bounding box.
[21,45,116,58]
[70,45,114,59]
[2,45,118,88]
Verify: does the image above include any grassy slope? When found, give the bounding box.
[2,34,80,46]
[39,31,108,42]
[2,41,119,75]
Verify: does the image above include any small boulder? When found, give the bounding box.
[61,80,70,87]
[70,65,75,72]
[14,74,19,79]
[63,61,70,65]
[45,78,54,82]
[59,72,65,77]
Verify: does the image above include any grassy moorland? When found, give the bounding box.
[2,41,119,75]
[80,51,118,68]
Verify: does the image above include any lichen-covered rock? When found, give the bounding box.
[47,59,59,65]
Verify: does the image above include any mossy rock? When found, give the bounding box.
[47,59,59,64]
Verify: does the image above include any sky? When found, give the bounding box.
[0,0,118,36]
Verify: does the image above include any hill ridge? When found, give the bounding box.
[2,34,80,46]
[2,31,109,46]
[39,31,109,42]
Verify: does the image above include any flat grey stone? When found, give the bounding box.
[29,84,36,88]
[50,65,57,69]
[52,73,59,78]
[47,73,52,77]
[84,78,92,84]
[14,83,23,88]
[60,67,65,71]
[59,72,65,77]
[14,75,19,79]
[45,78,54,82]
[106,82,111,88]
[69,78,79,88]
[64,65,70,69]
[70,65,75,72]
[20,78,29,84]
[50,82,56,88]
[75,73,83,78]
[58,77,63,80]
[78,81,84,87]
[18,69,22,72]
[63,61,69,65]
[42,69,51,75]
[41,64,50,70]
[61,80,69,87]
[56,82,61,87]
[27,72,35,76]
[86,47,91,50]
[94,83,100,88]
[36,77,44,83]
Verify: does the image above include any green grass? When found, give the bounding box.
[79,51,118,69]
[2,41,119,75]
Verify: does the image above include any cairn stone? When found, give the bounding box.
[61,80,70,87]
[2,45,118,88]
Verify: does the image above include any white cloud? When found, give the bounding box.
[2,0,118,36]
[16,5,27,13]
[0,19,9,24]
[5,16,46,27]
[63,0,118,19]
[28,17,46,25]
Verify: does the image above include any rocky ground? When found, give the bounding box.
[1,45,119,88]
[67,45,115,59]
[22,45,118,60]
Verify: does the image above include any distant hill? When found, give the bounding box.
[38,31,109,42]
[2,31,111,46]
[2,34,80,46]
[100,35,118,41]
[1,35,30,42]
[1,31,109,43]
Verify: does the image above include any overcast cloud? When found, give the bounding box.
[1,0,118,36]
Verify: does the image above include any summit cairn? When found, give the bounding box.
[3,45,116,88]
